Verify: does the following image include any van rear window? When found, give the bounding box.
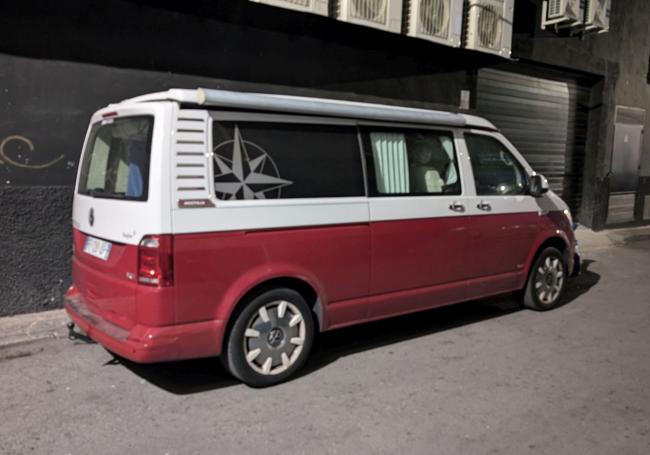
[78,116,153,201]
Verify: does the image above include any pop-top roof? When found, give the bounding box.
[115,88,497,131]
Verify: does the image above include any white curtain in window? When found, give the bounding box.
[370,132,409,193]
[440,136,458,185]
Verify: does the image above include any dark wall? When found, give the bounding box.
[0,186,72,315]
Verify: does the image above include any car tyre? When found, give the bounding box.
[522,247,567,311]
[221,288,315,387]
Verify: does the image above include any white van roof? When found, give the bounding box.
[114,88,497,131]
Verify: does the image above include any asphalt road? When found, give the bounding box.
[1,242,649,455]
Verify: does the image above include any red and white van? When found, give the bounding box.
[65,88,579,386]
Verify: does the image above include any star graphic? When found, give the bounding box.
[213,126,293,200]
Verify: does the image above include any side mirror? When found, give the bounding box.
[530,174,549,197]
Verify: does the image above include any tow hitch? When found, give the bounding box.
[67,322,94,343]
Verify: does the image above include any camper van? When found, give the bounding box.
[64,88,580,387]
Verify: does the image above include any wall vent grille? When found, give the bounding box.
[418,0,450,38]
[248,0,328,16]
[464,0,512,57]
[337,0,402,33]
[406,0,462,46]
[474,0,503,51]
[350,0,387,25]
[548,0,562,17]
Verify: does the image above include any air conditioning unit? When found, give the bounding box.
[540,0,583,28]
[584,0,610,32]
[406,0,464,47]
[337,0,403,33]
[464,0,514,58]
[249,0,329,16]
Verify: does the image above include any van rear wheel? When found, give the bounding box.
[522,247,567,311]
[222,288,315,387]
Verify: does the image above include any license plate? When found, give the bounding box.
[83,236,112,261]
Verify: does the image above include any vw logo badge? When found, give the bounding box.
[89,208,95,227]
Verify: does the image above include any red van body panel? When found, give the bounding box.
[65,210,575,363]
[171,223,370,326]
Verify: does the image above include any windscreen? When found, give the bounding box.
[78,116,153,201]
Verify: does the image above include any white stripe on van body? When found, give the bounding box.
[168,184,563,236]
[171,197,370,234]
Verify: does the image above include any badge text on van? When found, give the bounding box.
[178,199,215,208]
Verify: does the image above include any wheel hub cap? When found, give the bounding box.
[243,300,307,376]
[267,327,285,348]
[535,256,564,305]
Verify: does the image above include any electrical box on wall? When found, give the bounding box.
[405,0,464,47]
[464,0,514,58]
[336,0,404,33]
[249,0,329,16]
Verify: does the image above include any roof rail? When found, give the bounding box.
[196,88,466,127]
[115,88,497,130]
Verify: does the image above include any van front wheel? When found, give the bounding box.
[222,288,315,387]
[522,247,567,311]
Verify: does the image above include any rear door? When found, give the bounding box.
[362,125,470,318]
[72,103,171,330]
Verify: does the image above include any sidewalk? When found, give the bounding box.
[575,224,650,251]
[2,224,650,351]
[0,309,69,349]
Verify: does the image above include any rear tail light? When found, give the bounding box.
[138,235,174,287]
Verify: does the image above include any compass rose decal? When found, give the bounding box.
[213,126,293,200]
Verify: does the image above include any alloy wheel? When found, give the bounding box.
[534,256,564,305]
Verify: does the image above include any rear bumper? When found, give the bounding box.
[64,289,225,363]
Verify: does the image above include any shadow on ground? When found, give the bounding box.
[113,261,600,394]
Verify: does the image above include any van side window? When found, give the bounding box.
[212,122,364,200]
[465,134,528,196]
[364,129,460,196]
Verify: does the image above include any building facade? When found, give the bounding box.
[1,0,649,315]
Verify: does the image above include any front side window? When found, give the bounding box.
[465,134,528,196]
[78,116,153,201]
[364,129,460,196]
[212,122,364,200]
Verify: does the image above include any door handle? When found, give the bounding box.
[477,201,491,211]
[449,201,465,212]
